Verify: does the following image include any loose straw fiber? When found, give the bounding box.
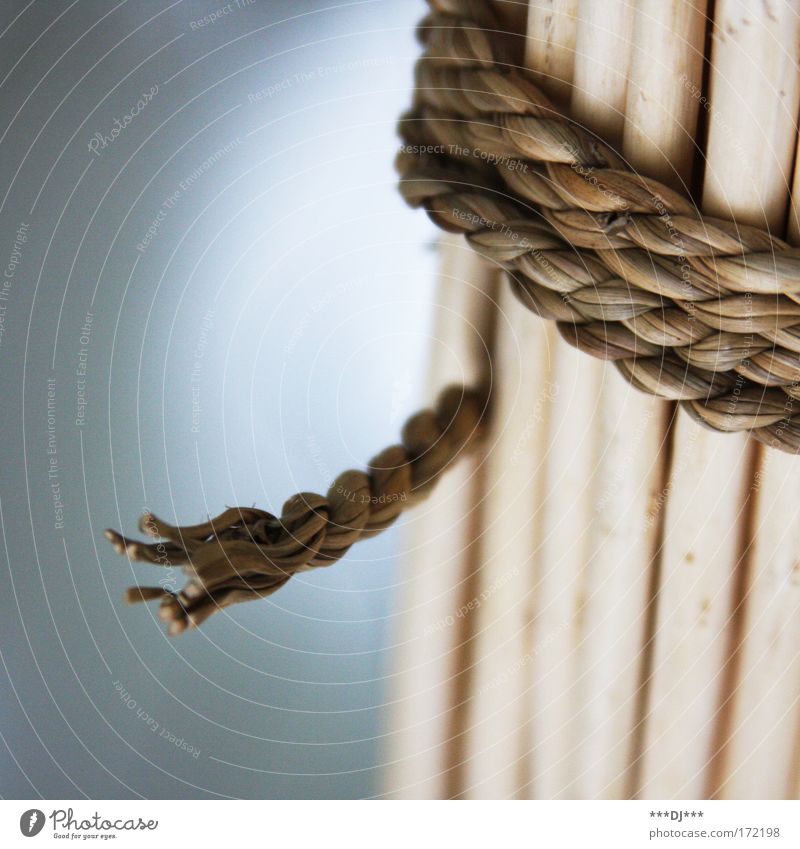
[106,387,486,634]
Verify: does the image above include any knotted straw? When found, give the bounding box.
[108,0,800,633]
[399,0,800,452]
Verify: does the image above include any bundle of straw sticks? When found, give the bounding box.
[386,0,800,802]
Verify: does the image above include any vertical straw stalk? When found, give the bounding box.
[519,0,634,799]
[639,0,800,799]
[572,0,707,801]
[459,1,578,799]
[708,2,800,800]
[384,235,499,798]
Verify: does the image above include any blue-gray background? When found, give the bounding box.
[0,0,439,799]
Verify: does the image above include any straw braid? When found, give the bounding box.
[106,0,800,635]
[106,386,486,634]
[397,0,800,451]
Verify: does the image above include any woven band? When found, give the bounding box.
[107,0,800,633]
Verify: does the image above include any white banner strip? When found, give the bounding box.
[1,800,799,848]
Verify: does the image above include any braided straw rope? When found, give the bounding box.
[108,0,800,633]
[399,0,800,452]
[106,387,486,634]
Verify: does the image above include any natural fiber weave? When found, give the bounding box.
[108,0,800,633]
[106,387,485,634]
[399,0,800,452]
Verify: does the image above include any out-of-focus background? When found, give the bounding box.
[0,0,439,799]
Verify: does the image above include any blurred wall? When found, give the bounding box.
[0,0,437,799]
